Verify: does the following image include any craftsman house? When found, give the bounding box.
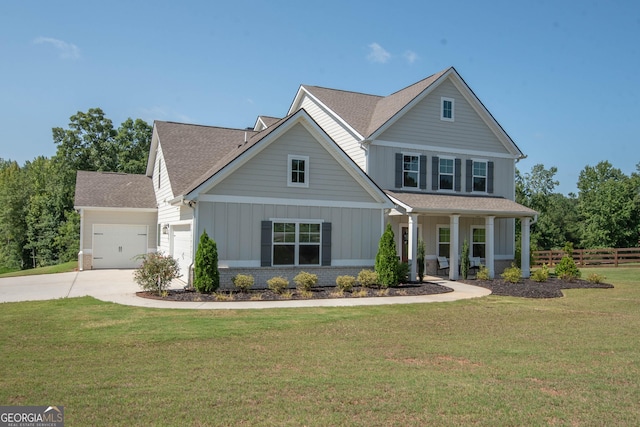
[74,67,537,285]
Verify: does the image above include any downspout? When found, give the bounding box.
[185,199,197,289]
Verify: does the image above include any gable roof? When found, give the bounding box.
[153,121,256,197]
[74,171,156,209]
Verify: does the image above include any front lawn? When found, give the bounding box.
[0,267,638,426]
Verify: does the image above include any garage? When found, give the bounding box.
[93,224,149,269]
[171,224,193,283]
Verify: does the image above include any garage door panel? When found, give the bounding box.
[93,225,148,269]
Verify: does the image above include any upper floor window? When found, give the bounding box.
[441,97,455,121]
[439,158,454,190]
[288,155,309,188]
[403,154,419,188]
[272,221,321,266]
[473,160,487,192]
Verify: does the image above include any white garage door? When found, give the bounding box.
[171,224,192,283]
[93,224,148,269]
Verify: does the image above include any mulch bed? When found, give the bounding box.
[137,277,614,302]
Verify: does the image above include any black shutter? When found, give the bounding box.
[465,159,473,192]
[419,155,427,190]
[487,161,494,194]
[321,222,332,266]
[454,159,461,192]
[395,153,402,188]
[261,221,272,267]
[432,156,439,190]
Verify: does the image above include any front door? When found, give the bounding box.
[401,227,409,263]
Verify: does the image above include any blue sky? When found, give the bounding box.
[1,0,638,194]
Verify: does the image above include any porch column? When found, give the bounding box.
[449,214,460,280]
[408,213,418,282]
[521,217,532,278]
[485,216,495,279]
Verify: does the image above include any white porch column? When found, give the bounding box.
[521,217,532,278]
[485,216,495,279]
[408,213,418,282]
[449,214,460,280]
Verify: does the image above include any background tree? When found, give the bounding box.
[115,118,153,174]
[577,161,640,248]
[0,160,30,269]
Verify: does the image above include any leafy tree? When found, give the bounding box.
[375,223,399,287]
[115,118,153,174]
[577,161,640,248]
[0,160,29,268]
[193,230,219,293]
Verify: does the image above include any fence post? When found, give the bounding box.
[614,248,619,267]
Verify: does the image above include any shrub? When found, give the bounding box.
[476,264,490,280]
[232,274,254,293]
[531,264,549,282]
[396,262,410,284]
[193,230,219,293]
[417,238,426,282]
[267,276,289,294]
[460,239,470,280]
[133,252,181,296]
[294,271,317,292]
[586,272,606,284]
[501,263,522,284]
[375,223,399,287]
[357,269,379,288]
[555,243,581,281]
[336,275,356,292]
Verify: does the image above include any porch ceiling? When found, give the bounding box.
[386,190,537,218]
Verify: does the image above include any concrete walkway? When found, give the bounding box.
[0,269,491,309]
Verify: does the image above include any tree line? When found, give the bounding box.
[0,107,638,271]
[0,108,152,271]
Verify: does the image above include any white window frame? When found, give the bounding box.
[471,226,486,259]
[402,153,420,189]
[439,156,455,191]
[287,155,309,188]
[436,225,451,258]
[272,219,322,266]
[472,159,488,193]
[441,97,455,122]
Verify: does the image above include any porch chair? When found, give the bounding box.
[437,256,450,276]
[469,257,482,275]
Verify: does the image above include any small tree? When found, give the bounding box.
[461,239,470,279]
[555,242,581,281]
[133,252,180,296]
[417,238,426,282]
[193,230,219,293]
[375,223,400,287]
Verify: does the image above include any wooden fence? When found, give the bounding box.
[533,247,640,267]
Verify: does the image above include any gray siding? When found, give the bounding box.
[210,122,375,203]
[378,79,509,154]
[197,201,383,264]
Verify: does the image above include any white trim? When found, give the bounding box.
[74,206,157,213]
[372,140,519,160]
[441,96,455,122]
[197,194,390,210]
[271,220,322,267]
[287,154,309,188]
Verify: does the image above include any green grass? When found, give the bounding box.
[1,267,639,426]
[0,261,77,278]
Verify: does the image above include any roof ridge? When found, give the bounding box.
[156,120,256,133]
[302,84,384,99]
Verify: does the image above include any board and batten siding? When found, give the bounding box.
[210,122,375,203]
[81,209,157,251]
[197,201,383,266]
[298,96,366,169]
[377,79,509,154]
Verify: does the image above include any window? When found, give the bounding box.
[288,155,309,187]
[437,226,450,257]
[473,161,487,192]
[273,221,321,265]
[441,97,454,121]
[439,158,454,190]
[472,227,486,258]
[403,154,419,188]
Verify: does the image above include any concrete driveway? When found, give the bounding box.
[0,270,491,309]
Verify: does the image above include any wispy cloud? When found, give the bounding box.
[367,43,391,63]
[33,37,80,60]
[404,50,418,64]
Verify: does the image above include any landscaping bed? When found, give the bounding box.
[137,277,613,301]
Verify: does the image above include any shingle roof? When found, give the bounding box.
[74,171,156,209]
[302,68,450,138]
[386,190,537,217]
[155,121,255,196]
